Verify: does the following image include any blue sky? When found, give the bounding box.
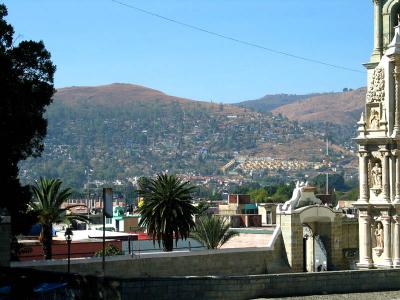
[3,0,372,102]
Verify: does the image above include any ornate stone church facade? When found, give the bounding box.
[354,0,400,268]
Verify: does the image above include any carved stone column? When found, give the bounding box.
[357,210,373,268]
[394,150,400,203]
[358,150,369,203]
[393,215,400,267]
[394,62,400,134]
[372,0,383,59]
[381,214,393,266]
[380,149,390,202]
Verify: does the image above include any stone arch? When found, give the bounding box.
[298,206,336,224]
[383,0,400,47]
[383,0,400,15]
[298,206,337,271]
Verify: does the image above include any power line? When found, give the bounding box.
[111,0,365,74]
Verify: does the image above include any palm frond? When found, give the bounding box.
[191,216,238,249]
[137,174,196,251]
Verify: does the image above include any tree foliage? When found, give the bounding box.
[137,174,197,251]
[94,244,123,257]
[0,4,56,233]
[29,178,87,259]
[191,216,239,249]
[249,188,268,203]
[311,174,348,192]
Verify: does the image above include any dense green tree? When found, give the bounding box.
[0,4,55,233]
[270,183,295,202]
[29,178,87,259]
[311,174,347,192]
[249,188,268,203]
[191,216,239,249]
[264,185,278,196]
[337,186,358,201]
[232,182,261,194]
[137,174,197,251]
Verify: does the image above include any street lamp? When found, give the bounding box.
[64,227,73,273]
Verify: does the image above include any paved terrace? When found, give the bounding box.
[221,227,275,249]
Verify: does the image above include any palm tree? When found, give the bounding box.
[137,174,197,251]
[29,178,87,259]
[191,216,239,249]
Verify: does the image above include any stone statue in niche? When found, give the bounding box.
[371,162,382,188]
[375,222,384,249]
[367,68,385,103]
[369,109,380,129]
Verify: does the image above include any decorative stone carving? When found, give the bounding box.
[357,112,367,137]
[277,181,322,212]
[369,108,380,129]
[368,157,383,197]
[371,162,383,188]
[371,151,381,159]
[375,222,384,250]
[379,149,391,202]
[354,1,400,269]
[394,64,400,132]
[302,224,313,239]
[367,68,385,103]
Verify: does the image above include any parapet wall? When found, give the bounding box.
[13,226,290,278]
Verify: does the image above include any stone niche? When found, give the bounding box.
[368,155,383,201]
[366,104,384,132]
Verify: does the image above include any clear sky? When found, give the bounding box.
[3,0,373,102]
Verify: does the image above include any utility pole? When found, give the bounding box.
[325,139,329,195]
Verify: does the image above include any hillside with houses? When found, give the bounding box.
[19,83,359,189]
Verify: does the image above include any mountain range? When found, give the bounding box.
[239,88,365,126]
[18,83,364,189]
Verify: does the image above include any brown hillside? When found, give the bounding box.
[54,83,244,115]
[272,87,366,125]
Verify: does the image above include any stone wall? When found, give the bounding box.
[119,269,400,300]
[4,267,400,300]
[13,227,290,278]
[277,212,303,271]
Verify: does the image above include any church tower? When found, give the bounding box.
[369,0,400,63]
[354,0,400,269]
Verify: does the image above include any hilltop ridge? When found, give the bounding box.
[55,83,245,115]
[19,83,359,188]
[239,88,365,126]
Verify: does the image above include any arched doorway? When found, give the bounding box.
[302,222,330,272]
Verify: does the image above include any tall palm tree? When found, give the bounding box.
[29,178,87,259]
[191,216,239,249]
[137,174,197,251]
